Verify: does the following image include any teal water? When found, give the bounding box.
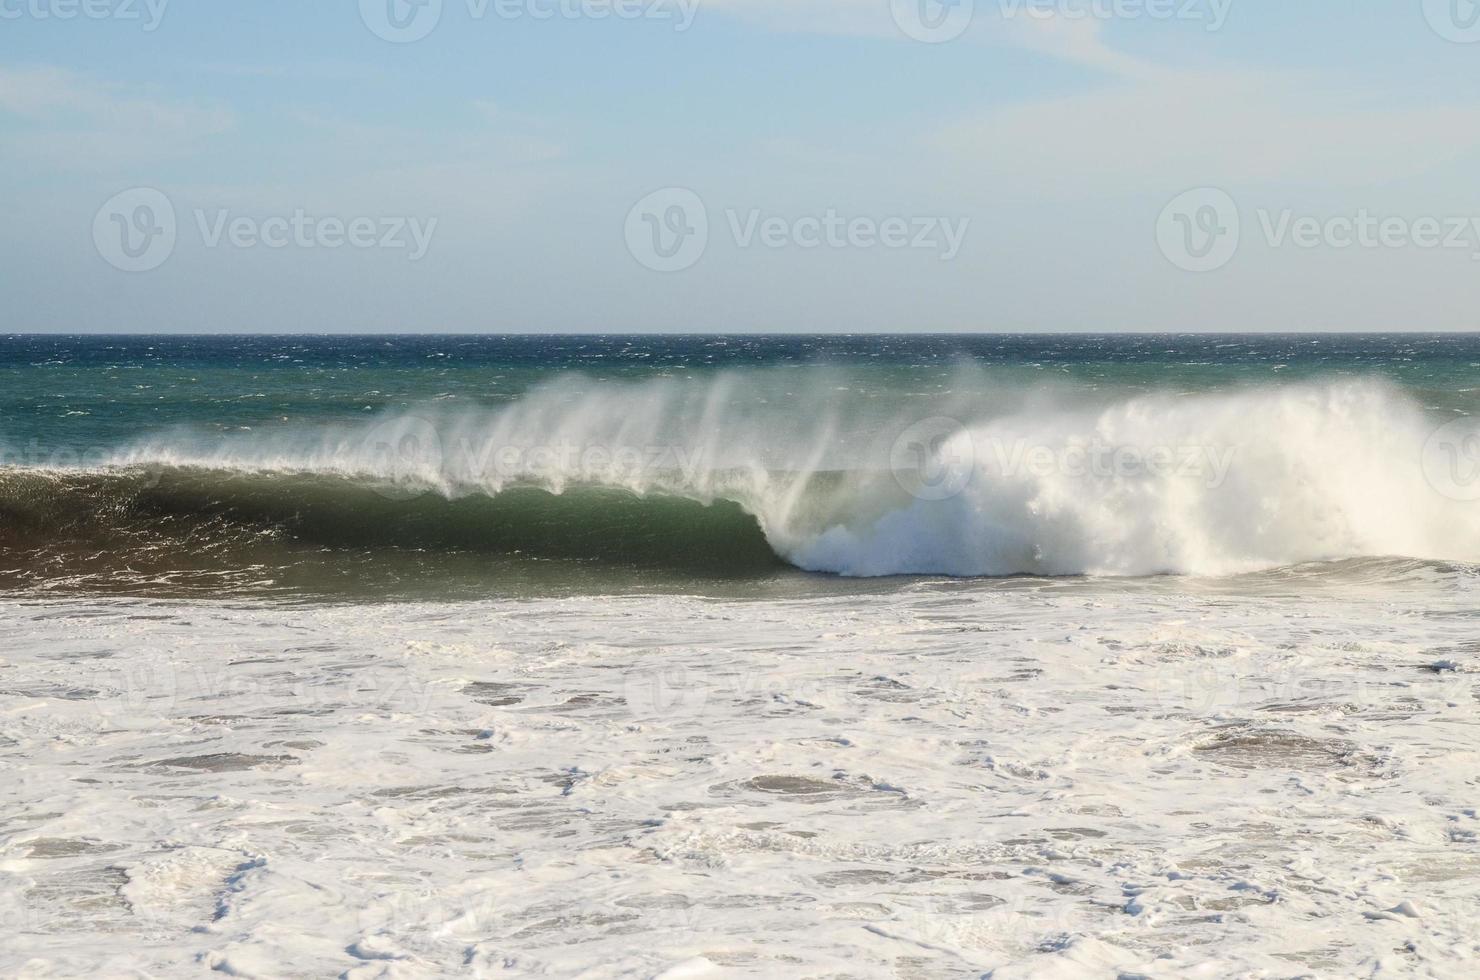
[5,334,1480,450]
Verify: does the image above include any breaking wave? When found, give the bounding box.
[3,370,1479,591]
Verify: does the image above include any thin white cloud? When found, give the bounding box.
[691,8,1480,194]
[996,10,1164,78]
[698,0,1182,74]
[929,17,1480,194]
[0,66,233,169]
[936,72,1480,194]
[281,104,566,167]
[157,100,567,226]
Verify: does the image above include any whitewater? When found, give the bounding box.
[6,576,1480,977]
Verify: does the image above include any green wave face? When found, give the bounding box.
[0,467,793,600]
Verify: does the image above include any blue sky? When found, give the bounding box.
[4,0,1480,332]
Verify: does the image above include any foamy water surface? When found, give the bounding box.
[4,570,1480,977]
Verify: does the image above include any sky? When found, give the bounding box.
[3,0,1480,333]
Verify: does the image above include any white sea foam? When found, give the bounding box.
[107,371,1480,578]
[4,576,1480,976]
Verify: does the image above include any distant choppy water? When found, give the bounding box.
[2,333,1480,599]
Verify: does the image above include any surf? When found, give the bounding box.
[3,369,1478,589]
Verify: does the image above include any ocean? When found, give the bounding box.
[4,334,1480,976]
[5,332,1480,596]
